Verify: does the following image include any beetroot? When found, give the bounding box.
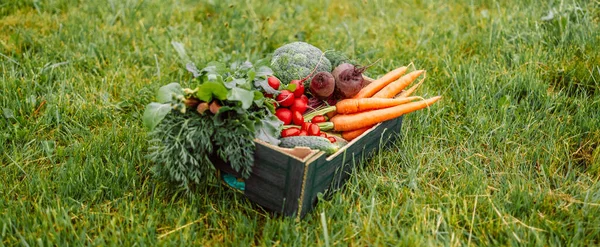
[309,71,335,100]
[332,63,367,98]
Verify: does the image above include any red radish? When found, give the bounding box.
[275,108,292,125]
[299,95,309,104]
[301,122,312,131]
[290,98,308,114]
[307,124,320,136]
[268,76,281,90]
[289,80,305,98]
[292,110,304,126]
[319,133,328,138]
[298,130,308,136]
[311,115,326,124]
[327,136,337,143]
[264,92,274,98]
[276,90,295,107]
[281,127,301,137]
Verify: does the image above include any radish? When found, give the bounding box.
[332,63,369,98]
[276,90,295,107]
[290,98,308,114]
[292,110,304,126]
[309,71,335,100]
[275,108,292,125]
[268,76,281,90]
[289,80,305,98]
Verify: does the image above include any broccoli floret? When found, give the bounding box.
[325,50,355,68]
[270,42,332,85]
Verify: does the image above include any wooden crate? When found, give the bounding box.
[212,116,404,219]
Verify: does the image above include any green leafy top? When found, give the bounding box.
[143,59,283,189]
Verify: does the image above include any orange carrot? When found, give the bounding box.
[330,96,441,131]
[398,73,426,98]
[372,70,425,98]
[341,126,374,141]
[352,66,408,99]
[335,96,420,114]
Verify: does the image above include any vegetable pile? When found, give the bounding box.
[143,60,281,189]
[143,41,441,189]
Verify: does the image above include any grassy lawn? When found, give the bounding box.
[1,0,599,245]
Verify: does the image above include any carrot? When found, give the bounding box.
[335,96,420,114]
[330,96,441,131]
[352,66,408,99]
[341,126,374,141]
[398,72,426,98]
[372,70,425,98]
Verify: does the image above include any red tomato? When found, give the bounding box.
[292,110,304,126]
[281,127,301,137]
[290,98,308,114]
[307,124,320,136]
[275,108,292,125]
[268,76,281,90]
[311,115,326,124]
[327,137,337,143]
[276,90,295,107]
[298,130,308,136]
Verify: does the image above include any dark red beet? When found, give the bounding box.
[309,71,335,100]
[332,63,368,98]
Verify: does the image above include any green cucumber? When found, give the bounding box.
[279,136,339,155]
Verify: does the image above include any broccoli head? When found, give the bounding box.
[270,42,332,85]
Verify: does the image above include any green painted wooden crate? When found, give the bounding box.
[213,116,404,219]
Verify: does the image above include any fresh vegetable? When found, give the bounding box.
[324,50,354,68]
[328,96,442,131]
[341,126,373,141]
[270,42,332,85]
[309,71,335,99]
[276,90,295,107]
[267,76,281,90]
[373,70,425,98]
[307,123,321,136]
[299,95,309,103]
[335,96,420,114]
[301,122,312,132]
[311,115,327,123]
[279,136,339,155]
[327,136,337,143]
[276,108,293,125]
[144,59,282,189]
[197,102,209,114]
[398,76,425,98]
[281,127,301,137]
[289,80,305,98]
[209,101,221,114]
[292,110,304,126]
[290,98,308,114]
[299,130,308,136]
[352,66,408,99]
[332,63,368,98]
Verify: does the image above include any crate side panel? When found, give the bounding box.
[244,143,306,215]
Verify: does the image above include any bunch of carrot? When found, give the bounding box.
[321,66,441,141]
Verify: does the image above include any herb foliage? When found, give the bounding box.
[143,60,282,189]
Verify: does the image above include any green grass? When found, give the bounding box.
[1,0,599,245]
